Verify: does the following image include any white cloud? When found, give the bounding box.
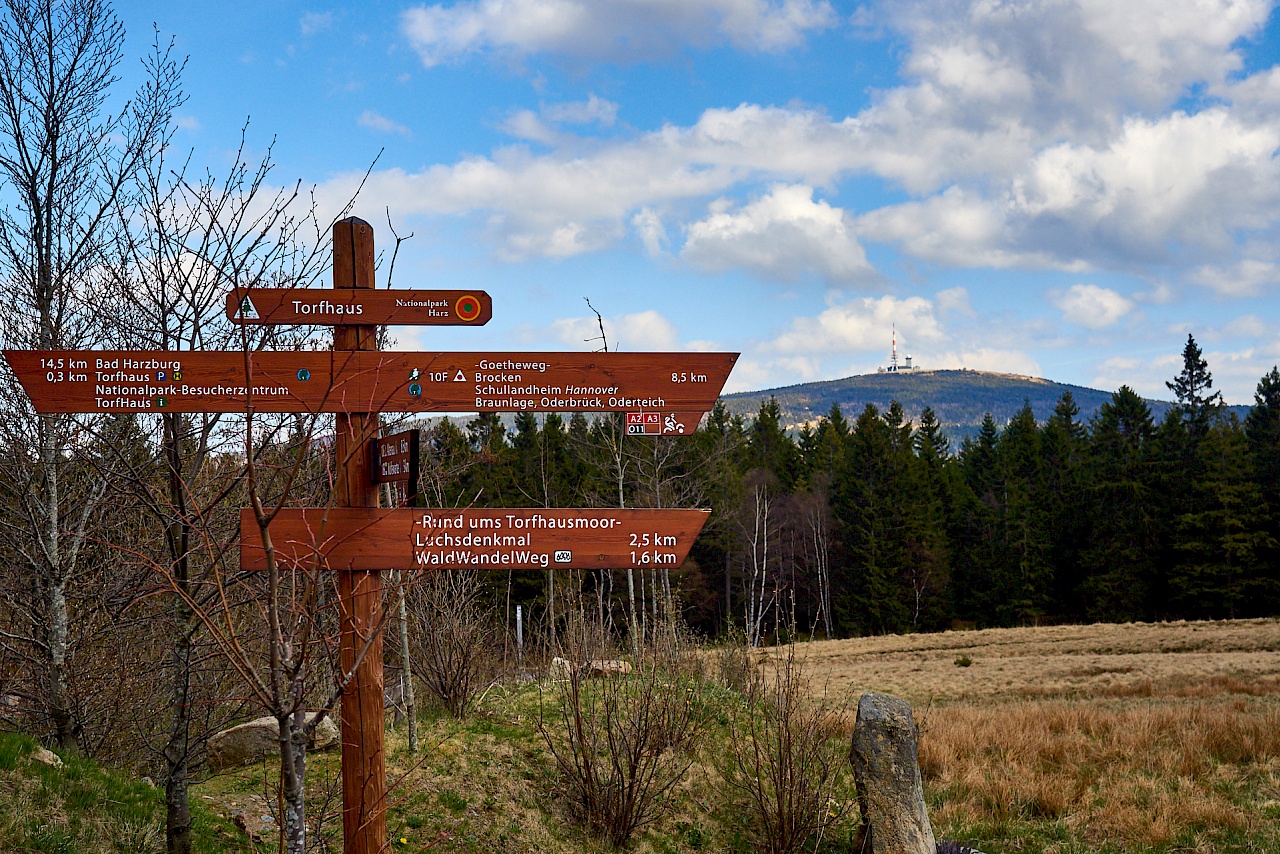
[400,0,836,66]
[501,110,558,144]
[1189,259,1280,296]
[301,11,334,35]
[1051,284,1135,329]
[860,108,1280,272]
[544,94,618,127]
[357,111,412,136]
[682,184,874,283]
[1091,345,1272,405]
[857,187,1070,270]
[934,287,973,318]
[315,105,866,260]
[174,115,202,132]
[1169,314,1270,344]
[927,348,1042,378]
[632,208,669,257]
[314,0,1280,295]
[1009,109,1280,260]
[768,294,941,355]
[883,0,1269,138]
[501,95,620,144]
[552,309,680,351]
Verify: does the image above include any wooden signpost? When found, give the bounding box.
[1,217,736,854]
[329,220,385,854]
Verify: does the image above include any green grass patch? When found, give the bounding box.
[0,732,246,854]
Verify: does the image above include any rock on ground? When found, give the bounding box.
[207,713,339,772]
[547,657,574,681]
[28,747,62,768]
[849,691,936,854]
[586,659,632,677]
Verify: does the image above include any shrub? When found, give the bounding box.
[715,628,764,704]
[718,646,854,854]
[538,650,707,848]
[407,570,496,718]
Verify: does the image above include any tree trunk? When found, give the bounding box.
[395,571,417,754]
[46,577,75,749]
[280,713,308,854]
[163,414,194,854]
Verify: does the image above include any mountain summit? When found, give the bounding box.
[721,369,1248,438]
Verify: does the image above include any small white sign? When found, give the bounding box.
[554,550,572,563]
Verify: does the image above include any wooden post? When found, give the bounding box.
[332,217,386,853]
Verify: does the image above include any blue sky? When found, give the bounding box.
[115,0,1280,404]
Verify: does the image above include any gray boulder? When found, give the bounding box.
[586,659,633,677]
[28,747,63,768]
[849,692,936,854]
[207,713,340,772]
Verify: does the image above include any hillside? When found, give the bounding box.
[722,368,1250,437]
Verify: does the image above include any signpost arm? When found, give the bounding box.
[332,217,387,853]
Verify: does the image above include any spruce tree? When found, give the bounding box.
[802,403,849,483]
[1080,387,1157,620]
[914,406,950,461]
[1244,367,1280,611]
[1244,367,1280,507]
[997,402,1050,623]
[1166,334,1223,439]
[952,413,1001,624]
[749,397,800,487]
[1040,392,1087,618]
[1171,419,1273,617]
[833,404,911,633]
[904,406,953,629]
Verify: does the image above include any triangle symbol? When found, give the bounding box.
[237,295,259,319]
[453,369,466,382]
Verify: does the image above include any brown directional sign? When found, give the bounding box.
[3,350,738,417]
[240,507,710,572]
[227,288,492,326]
[371,430,419,501]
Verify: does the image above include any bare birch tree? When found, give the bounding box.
[0,0,182,751]
[739,470,780,647]
[105,128,331,851]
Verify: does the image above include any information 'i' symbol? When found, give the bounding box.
[455,294,482,322]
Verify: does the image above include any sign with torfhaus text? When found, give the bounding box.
[3,350,737,417]
[228,288,491,326]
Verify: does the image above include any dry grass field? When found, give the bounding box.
[785,619,1280,702]
[783,619,1280,852]
[190,619,1278,853]
[20,618,1262,853]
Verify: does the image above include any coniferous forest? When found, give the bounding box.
[428,334,1280,641]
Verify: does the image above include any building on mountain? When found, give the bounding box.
[878,324,916,373]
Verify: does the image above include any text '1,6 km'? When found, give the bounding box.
[239,507,711,572]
